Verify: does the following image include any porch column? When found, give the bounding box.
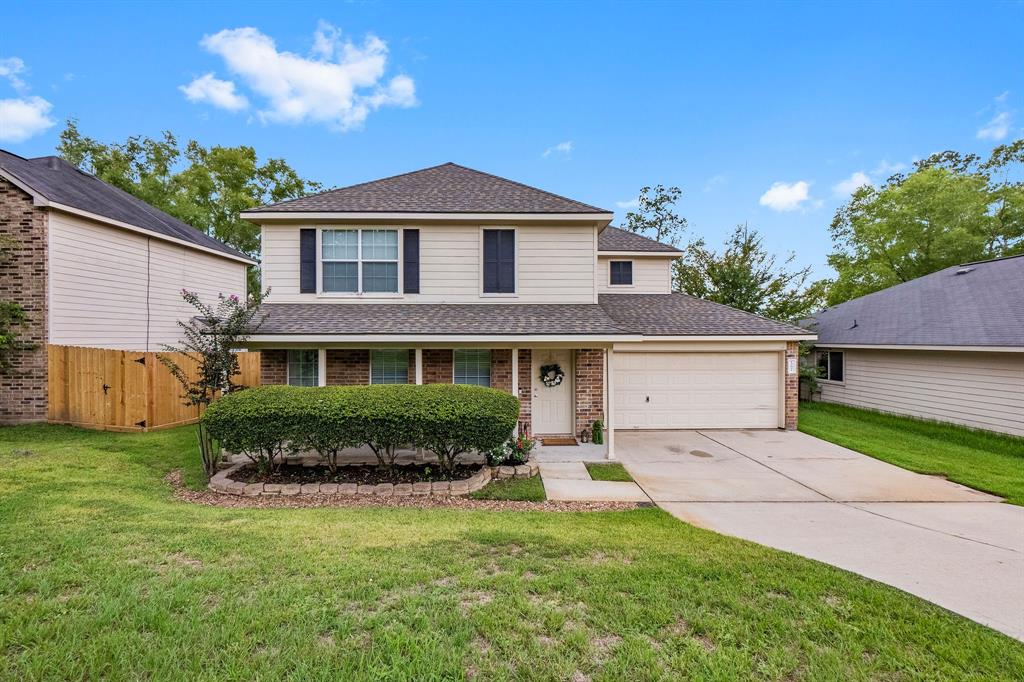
[415,348,423,385]
[606,347,615,460]
[511,346,519,434]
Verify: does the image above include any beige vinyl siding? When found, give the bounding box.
[263,223,597,303]
[597,256,673,294]
[816,348,1024,436]
[48,211,247,350]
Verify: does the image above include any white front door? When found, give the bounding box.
[532,349,574,435]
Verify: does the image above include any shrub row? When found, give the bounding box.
[201,384,520,473]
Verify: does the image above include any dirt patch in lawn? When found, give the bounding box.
[164,470,646,513]
[233,463,483,485]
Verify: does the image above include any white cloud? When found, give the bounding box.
[977,111,1011,141]
[189,23,416,131]
[759,180,811,212]
[615,198,639,209]
[0,57,27,92]
[0,96,55,142]
[542,140,573,158]
[0,57,55,142]
[872,159,906,178]
[832,171,871,197]
[702,174,726,192]
[180,73,249,111]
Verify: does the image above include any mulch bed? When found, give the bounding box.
[234,463,482,485]
[165,470,649,513]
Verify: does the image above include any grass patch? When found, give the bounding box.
[1,423,1022,680]
[800,401,1024,505]
[585,462,634,482]
[469,475,546,501]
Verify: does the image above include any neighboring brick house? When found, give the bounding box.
[0,150,254,424]
[240,163,814,456]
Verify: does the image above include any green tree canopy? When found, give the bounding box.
[827,140,1023,304]
[57,120,323,289]
[675,223,828,323]
[622,184,688,245]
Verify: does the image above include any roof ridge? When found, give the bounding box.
[960,253,1024,266]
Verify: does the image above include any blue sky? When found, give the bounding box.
[2,1,1021,277]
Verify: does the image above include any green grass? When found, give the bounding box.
[585,462,634,482]
[1,425,1022,680]
[800,401,1024,505]
[469,475,546,501]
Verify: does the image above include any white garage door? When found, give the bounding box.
[614,352,781,429]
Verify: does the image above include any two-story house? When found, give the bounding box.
[240,163,813,456]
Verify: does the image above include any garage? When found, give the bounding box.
[613,351,782,429]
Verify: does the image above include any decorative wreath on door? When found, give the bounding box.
[539,364,565,387]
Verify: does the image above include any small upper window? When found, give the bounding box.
[287,349,319,387]
[609,260,633,286]
[454,349,491,387]
[817,350,844,382]
[371,349,409,384]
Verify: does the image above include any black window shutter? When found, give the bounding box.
[483,229,515,294]
[403,229,420,294]
[299,228,316,293]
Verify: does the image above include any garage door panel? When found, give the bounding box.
[614,352,780,429]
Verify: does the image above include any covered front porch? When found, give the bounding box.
[252,343,617,458]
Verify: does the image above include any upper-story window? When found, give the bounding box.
[609,260,633,286]
[482,229,515,294]
[321,229,399,294]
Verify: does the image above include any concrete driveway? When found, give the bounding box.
[616,429,1024,641]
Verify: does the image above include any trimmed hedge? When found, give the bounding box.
[201,384,520,472]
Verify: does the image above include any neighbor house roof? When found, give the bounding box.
[244,162,611,215]
[597,226,681,253]
[0,150,253,263]
[806,255,1024,348]
[251,294,811,338]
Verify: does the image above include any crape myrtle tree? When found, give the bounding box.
[158,289,267,477]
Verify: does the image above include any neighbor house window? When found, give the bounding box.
[454,349,491,386]
[609,260,633,286]
[287,350,319,386]
[817,350,844,382]
[371,349,409,384]
[482,229,515,294]
[321,229,399,293]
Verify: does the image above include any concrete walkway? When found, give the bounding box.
[538,461,650,503]
[616,430,1024,641]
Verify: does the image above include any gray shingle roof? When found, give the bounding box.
[254,294,809,337]
[0,150,252,262]
[599,294,811,336]
[598,226,681,253]
[247,162,610,214]
[806,255,1024,347]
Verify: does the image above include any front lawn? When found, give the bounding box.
[800,401,1024,505]
[470,475,546,501]
[1,425,1021,680]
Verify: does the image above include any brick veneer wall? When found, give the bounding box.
[0,179,48,423]
[326,349,369,385]
[423,349,453,384]
[517,349,532,433]
[785,341,799,430]
[260,349,287,385]
[490,349,512,393]
[574,348,605,438]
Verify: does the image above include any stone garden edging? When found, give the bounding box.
[208,460,539,498]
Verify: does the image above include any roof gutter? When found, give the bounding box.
[811,343,1023,353]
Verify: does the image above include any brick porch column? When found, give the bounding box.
[574,348,605,439]
[517,349,532,433]
[785,341,799,430]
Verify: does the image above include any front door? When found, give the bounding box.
[532,349,574,435]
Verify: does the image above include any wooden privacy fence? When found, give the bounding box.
[47,345,261,432]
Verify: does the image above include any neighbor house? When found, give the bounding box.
[805,255,1024,437]
[0,150,254,423]
[240,163,814,456]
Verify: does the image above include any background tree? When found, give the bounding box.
[827,140,1023,304]
[623,185,687,245]
[675,223,829,323]
[158,289,267,477]
[57,120,324,291]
